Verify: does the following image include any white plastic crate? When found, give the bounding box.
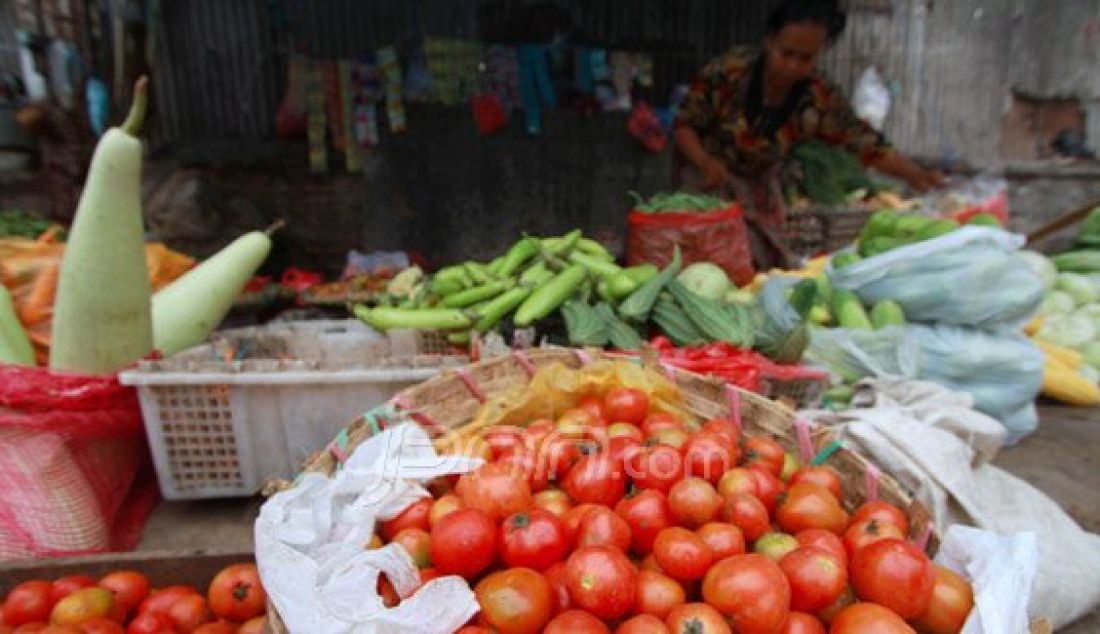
[119,321,466,500]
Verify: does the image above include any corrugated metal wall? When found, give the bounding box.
[0,2,22,78]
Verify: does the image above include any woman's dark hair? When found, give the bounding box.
[765,0,847,42]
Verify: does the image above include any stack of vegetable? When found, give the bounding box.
[853,209,1001,259]
[0,210,65,240]
[353,233,758,353]
[1026,248,1100,406]
[629,191,729,214]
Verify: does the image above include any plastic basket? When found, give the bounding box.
[784,204,875,258]
[118,321,467,500]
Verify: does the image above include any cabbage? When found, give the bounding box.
[1018,250,1057,291]
[677,262,733,301]
[1037,313,1096,348]
[1055,272,1099,305]
[1083,341,1100,372]
[1039,290,1076,315]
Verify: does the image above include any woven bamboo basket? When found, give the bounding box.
[265,347,936,634]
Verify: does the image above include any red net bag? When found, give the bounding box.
[0,365,158,560]
[626,205,755,287]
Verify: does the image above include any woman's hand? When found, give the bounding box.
[699,156,732,190]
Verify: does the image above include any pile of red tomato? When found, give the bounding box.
[0,563,266,634]
[373,386,975,633]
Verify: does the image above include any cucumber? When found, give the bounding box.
[514,264,588,326]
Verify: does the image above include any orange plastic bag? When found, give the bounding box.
[0,237,195,364]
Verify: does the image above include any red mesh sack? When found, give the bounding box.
[0,365,157,560]
[626,205,755,287]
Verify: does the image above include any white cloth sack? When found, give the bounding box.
[831,226,1045,331]
[937,526,1038,634]
[255,423,484,634]
[803,378,1100,629]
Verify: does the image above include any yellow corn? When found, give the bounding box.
[1041,358,1100,406]
[1023,315,1044,337]
[1035,338,1082,370]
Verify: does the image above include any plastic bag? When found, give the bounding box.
[913,175,1010,226]
[853,66,891,131]
[626,205,754,287]
[832,227,1045,330]
[255,423,483,633]
[0,365,156,559]
[936,527,1038,634]
[805,326,919,381]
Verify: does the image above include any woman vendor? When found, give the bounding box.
[674,0,943,267]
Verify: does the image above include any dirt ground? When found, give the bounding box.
[137,404,1100,631]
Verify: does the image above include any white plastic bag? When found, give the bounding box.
[255,423,483,634]
[832,227,1045,330]
[853,66,891,131]
[936,526,1038,634]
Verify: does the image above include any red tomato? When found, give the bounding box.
[576,507,632,552]
[607,423,644,443]
[699,419,740,449]
[457,463,534,522]
[843,518,906,558]
[909,564,974,634]
[501,509,570,571]
[682,433,737,485]
[616,613,670,634]
[532,489,573,519]
[429,493,465,528]
[577,395,607,422]
[166,594,211,632]
[652,527,713,582]
[543,563,572,615]
[665,603,732,633]
[615,489,674,556]
[695,523,745,561]
[138,586,200,617]
[775,484,849,536]
[50,578,97,605]
[851,538,935,619]
[376,576,398,608]
[719,494,770,542]
[2,581,54,626]
[701,554,790,634]
[417,568,443,589]
[849,501,910,536]
[206,563,265,622]
[77,618,125,634]
[50,589,113,627]
[649,428,689,451]
[778,548,847,613]
[747,466,785,515]
[828,603,915,633]
[816,585,856,626]
[754,532,800,562]
[788,466,842,500]
[497,449,550,493]
[742,436,785,477]
[779,612,826,634]
[562,503,601,545]
[667,478,721,529]
[716,468,758,501]
[429,508,499,580]
[484,425,527,459]
[629,445,684,494]
[393,528,432,568]
[524,419,557,450]
[475,568,552,634]
[795,529,848,564]
[641,413,685,437]
[606,436,644,470]
[564,546,637,620]
[455,627,494,634]
[544,610,609,634]
[537,436,583,483]
[638,553,664,574]
[125,611,175,634]
[562,453,626,508]
[237,616,265,634]
[634,570,685,620]
[97,572,149,618]
[15,625,73,634]
[190,622,235,634]
[604,388,649,425]
[379,497,433,540]
[557,409,601,441]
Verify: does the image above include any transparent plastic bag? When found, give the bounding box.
[831,227,1045,330]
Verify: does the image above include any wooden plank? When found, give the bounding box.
[1026,197,1100,245]
[0,550,253,591]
